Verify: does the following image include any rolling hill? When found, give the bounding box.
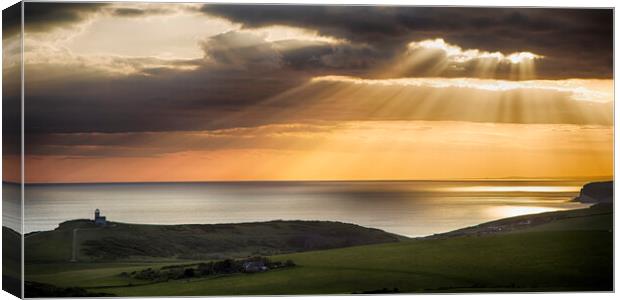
[25,220,407,263]
[24,203,613,295]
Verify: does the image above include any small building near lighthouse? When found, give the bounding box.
[94,208,107,226]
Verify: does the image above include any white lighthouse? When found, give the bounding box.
[94,208,107,226]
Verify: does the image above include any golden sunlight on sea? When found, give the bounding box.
[486,205,566,220]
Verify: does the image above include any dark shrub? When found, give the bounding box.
[183,268,195,278]
[213,258,238,273]
[285,259,296,267]
[197,262,214,276]
[124,256,293,282]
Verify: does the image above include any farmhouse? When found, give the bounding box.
[242,261,268,273]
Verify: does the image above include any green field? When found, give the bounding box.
[24,204,613,296]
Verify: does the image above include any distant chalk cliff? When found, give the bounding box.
[574,181,613,203]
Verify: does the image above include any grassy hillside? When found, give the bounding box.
[25,220,406,263]
[24,204,613,295]
[3,226,22,297]
[425,203,612,239]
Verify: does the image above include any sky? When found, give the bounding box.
[1,3,614,183]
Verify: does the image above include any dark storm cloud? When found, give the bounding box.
[24,58,612,137]
[200,5,613,79]
[201,30,381,72]
[111,7,173,17]
[3,2,22,156]
[282,41,379,71]
[202,31,283,70]
[23,61,309,134]
[23,2,108,33]
[2,2,21,37]
[112,8,149,17]
[21,29,388,136]
[14,3,172,35]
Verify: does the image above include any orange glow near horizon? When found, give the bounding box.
[24,121,613,183]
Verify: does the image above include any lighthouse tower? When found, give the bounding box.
[94,208,107,226]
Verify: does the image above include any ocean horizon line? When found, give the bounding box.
[5,176,613,186]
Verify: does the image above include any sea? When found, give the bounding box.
[3,180,592,237]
